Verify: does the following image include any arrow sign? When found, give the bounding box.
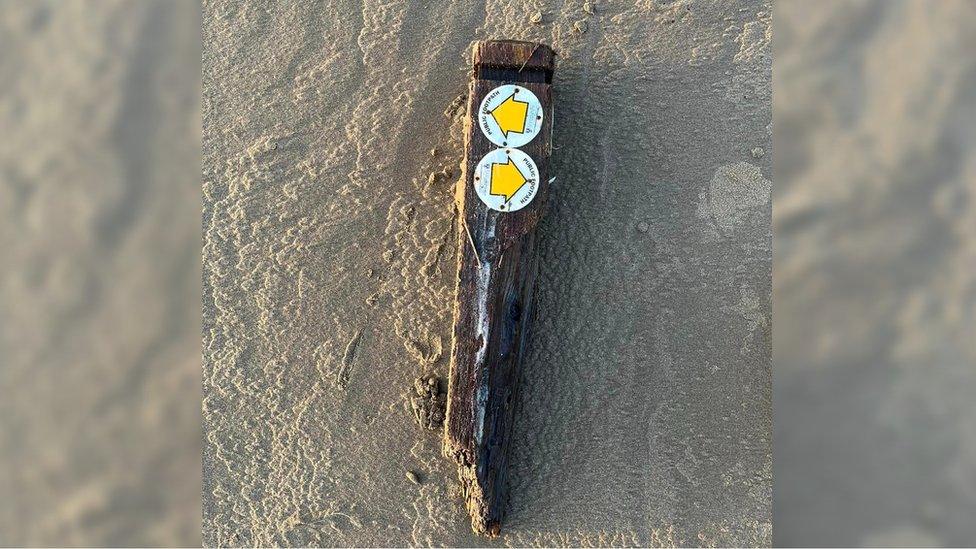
[478,84,543,148]
[489,93,529,137]
[474,147,539,212]
[489,158,528,202]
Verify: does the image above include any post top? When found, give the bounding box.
[473,40,555,74]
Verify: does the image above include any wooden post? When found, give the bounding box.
[443,40,555,538]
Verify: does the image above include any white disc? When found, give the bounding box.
[473,148,539,213]
[477,84,544,148]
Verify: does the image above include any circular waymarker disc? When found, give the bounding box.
[473,148,539,213]
[478,84,544,148]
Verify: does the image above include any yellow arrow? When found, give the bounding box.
[489,159,528,203]
[490,93,529,137]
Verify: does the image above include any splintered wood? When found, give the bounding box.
[443,40,555,537]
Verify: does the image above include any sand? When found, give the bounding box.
[203,0,772,546]
[0,1,201,545]
[774,1,976,545]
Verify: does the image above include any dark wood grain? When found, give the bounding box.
[443,39,554,538]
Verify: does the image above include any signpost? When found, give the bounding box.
[443,40,555,538]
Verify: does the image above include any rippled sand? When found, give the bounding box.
[0,1,200,545]
[774,1,976,545]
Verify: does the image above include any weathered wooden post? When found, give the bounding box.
[443,40,555,537]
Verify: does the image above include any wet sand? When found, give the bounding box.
[0,1,201,545]
[774,1,976,545]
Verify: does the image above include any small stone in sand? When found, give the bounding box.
[751,147,765,158]
[637,221,649,233]
[530,11,543,24]
[583,1,596,15]
[406,470,422,484]
[574,20,588,33]
[382,249,395,262]
[430,147,438,157]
